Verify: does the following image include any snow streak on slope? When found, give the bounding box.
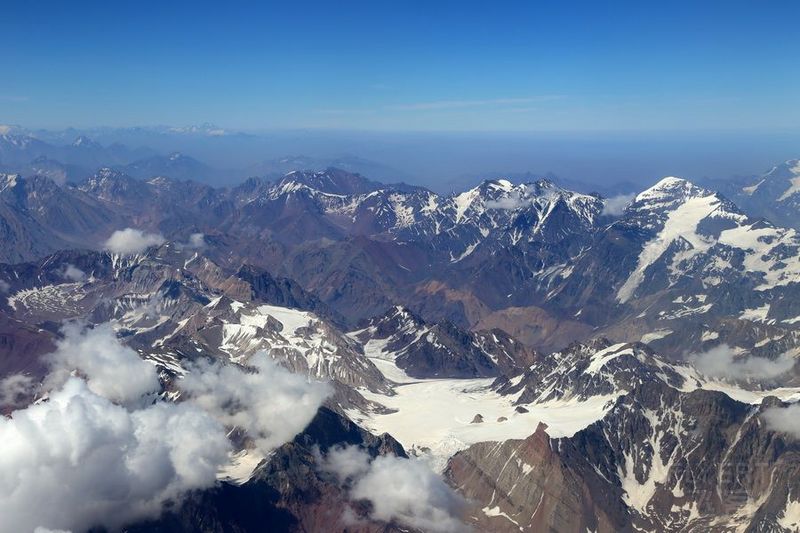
[777,161,800,201]
[618,184,723,302]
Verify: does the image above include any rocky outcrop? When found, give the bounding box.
[447,423,632,533]
[351,306,536,379]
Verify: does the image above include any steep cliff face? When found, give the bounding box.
[350,306,535,379]
[447,423,633,533]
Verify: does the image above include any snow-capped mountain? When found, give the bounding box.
[350,305,536,378]
[715,159,800,231]
[2,177,800,531]
[0,247,393,397]
[4,164,800,360]
[230,169,602,261]
[536,176,800,358]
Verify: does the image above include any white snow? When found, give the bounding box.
[717,224,800,291]
[453,187,481,223]
[741,179,765,196]
[256,304,313,336]
[356,359,616,472]
[640,329,673,344]
[482,506,523,528]
[617,193,721,303]
[217,448,265,485]
[739,304,771,323]
[618,408,676,515]
[585,343,630,374]
[778,175,800,202]
[777,496,800,530]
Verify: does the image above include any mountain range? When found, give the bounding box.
[1,157,800,532]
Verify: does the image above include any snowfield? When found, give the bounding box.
[352,357,618,472]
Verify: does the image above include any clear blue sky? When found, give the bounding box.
[1,0,798,131]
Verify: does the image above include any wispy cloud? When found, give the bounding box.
[602,193,636,216]
[387,96,564,111]
[316,95,565,115]
[689,344,796,381]
[0,95,29,103]
[316,108,377,115]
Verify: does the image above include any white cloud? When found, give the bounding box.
[318,444,371,482]
[0,279,9,293]
[388,96,564,111]
[0,322,331,533]
[763,403,800,439]
[689,344,796,381]
[0,373,34,407]
[320,445,467,533]
[0,377,231,533]
[60,264,86,282]
[179,353,331,455]
[44,322,161,407]
[104,228,165,254]
[486,191,528,210]
[601,193,635,216]
[186,232,205,249]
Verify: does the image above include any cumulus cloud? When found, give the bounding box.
[689,344,796,381]
[180,353,331,455]
[0,279,9,293]
[318,444,371,482]
[44,322,161,407]
[104,228,165,254]
[60,264,86,282]
[762,403,800,439]
[0,377,230,533]
[0,323,329,533]
[601,193,635,216]
[320,445,467,533]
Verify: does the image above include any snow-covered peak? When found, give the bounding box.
[274,168,383,196]
[166,123,229,136]
[71,135,98,148]
[616,172,800,302]
[634,176,702,204]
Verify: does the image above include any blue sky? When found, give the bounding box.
[1,0,798,131]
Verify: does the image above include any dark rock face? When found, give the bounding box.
[231,264,345,327]
[710,159,800,231]
[449,380,800,533]
[0,173,123,263]
[447,423,633,533]
[494,339,687,404]
[350,306,536,379]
